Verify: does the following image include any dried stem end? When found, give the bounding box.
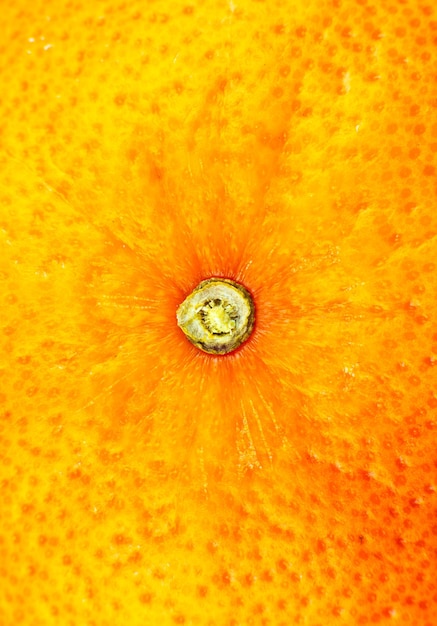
[176,278,255,355]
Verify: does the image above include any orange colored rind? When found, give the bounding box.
[1,0,437,624]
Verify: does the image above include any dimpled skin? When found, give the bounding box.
[1,0,437,624]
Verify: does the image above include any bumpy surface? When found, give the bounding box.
[1,0,437,624]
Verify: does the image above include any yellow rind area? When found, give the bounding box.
[1,0,437,625]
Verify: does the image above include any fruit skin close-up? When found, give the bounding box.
[1,0,437,624]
